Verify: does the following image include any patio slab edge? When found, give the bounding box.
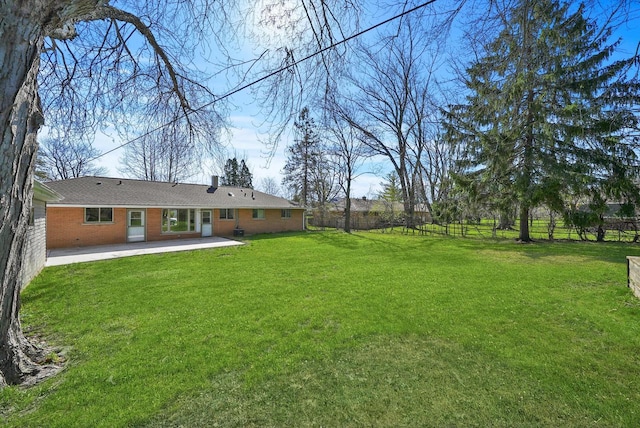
[45,238,244,267]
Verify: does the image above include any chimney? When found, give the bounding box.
[207,175,219,193]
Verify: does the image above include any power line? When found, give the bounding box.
[89,0,438,162]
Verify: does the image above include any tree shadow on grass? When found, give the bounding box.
[246,229,640,266]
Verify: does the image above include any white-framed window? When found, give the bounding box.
[219,208,234,220]
[162,208,196,232]
[129,210,143,227]
[202,210,212,225]
[85,207,113,223]
[281,209,291,219]
[252,209,265,219]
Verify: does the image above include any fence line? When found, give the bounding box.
[309,216,640,242]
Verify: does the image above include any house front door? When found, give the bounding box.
[127,209,146,242]
[201,210,212,237]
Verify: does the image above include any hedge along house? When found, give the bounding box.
[45,176,305,249]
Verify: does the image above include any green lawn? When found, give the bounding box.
[3,231,640,426]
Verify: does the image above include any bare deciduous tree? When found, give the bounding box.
[0,0,357,387]
[258,176,282,196]
[38,136,108,180]
[324,98,371,233]
[336,16,445,229]
[118,124,207,183]
[245,0,362,157]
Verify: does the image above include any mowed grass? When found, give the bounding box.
[2,231,640,427]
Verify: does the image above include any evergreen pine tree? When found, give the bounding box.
[282,107,322,205]
[445,0,640,241]
[239,159,253,188]
[379,172,403,203]
[222,158,238,186]
[222,158,253,188]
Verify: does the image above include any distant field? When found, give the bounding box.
[2,231,640,427]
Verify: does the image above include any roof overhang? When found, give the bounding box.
[34,181,63,202]
[46,203,306,210]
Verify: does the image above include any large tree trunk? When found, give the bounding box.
[0,3,62,387]
[498,209,514,229]
[518,83,535,243]
[519,203,531,243]
[344,180,352,233]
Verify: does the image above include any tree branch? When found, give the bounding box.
[98,5,191,111]
[49,4,192,113]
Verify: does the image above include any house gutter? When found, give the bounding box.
[33,181,62,202]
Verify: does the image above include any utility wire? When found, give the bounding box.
[89,0,438,162]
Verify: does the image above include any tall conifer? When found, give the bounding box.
[446,0,640,241]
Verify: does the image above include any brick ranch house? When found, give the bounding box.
[45,176,305,249]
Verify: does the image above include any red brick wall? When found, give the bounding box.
[214,210,238,236]
[47,206,305,248]
[222,208,304,236]
[47,207,127,249]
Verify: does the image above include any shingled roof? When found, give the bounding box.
[46,176,302,210]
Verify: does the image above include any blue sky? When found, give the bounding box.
[80,0,639,198]
[83,0,403,197]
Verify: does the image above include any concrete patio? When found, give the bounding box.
[45,237,244,266]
